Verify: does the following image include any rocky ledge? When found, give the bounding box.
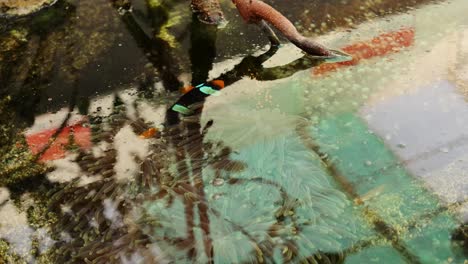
[0,0,57,18]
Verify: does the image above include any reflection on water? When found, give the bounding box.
[0,0,468,263]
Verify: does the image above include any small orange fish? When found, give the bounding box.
[139,127,158,139]
[180,85,194,94]
[210,79,225,89]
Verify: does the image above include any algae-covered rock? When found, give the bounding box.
[0,96,47,187]
[1,0,127,121]
[0,0,57,18]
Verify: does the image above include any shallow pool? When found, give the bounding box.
[0,0,467,263]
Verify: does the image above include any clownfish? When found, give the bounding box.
[171,79,225,115]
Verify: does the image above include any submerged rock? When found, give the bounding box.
[0,0,57,18]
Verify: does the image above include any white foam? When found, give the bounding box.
[46,154,82,183]
[24,108,84,135]
[0,200,34,262]
[113,125,150,182]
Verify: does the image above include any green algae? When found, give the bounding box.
[0,96,47,186]
[146,0,190,52]
[147,0,163,8]
[0,239,26,264]
[26,192,58,230]
[158,8,185,48]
